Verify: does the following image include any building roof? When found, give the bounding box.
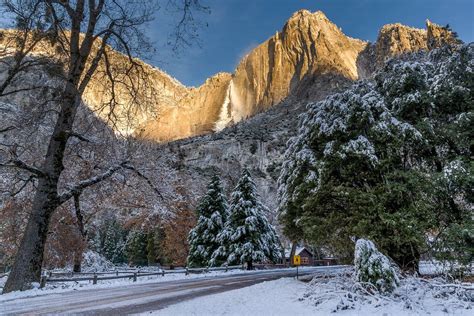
[284,247,313,258]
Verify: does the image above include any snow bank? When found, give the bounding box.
[146,273,473,316]
[302,272,473,315]
[150,278,316,316]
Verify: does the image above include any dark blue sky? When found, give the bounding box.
[150,0,474,87]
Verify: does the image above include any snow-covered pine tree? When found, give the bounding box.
[187,175,228,267]
[215,169,281,270]
[102,220,125,263]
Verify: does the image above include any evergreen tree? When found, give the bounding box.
[125,230,148,266]
[187,175,228,267]
[215,169,281,269]
[147,232,156,265]
[101,220,126,264]
[278,44,473,271]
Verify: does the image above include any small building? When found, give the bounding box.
[284,247,314,266]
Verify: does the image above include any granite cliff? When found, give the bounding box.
[0,10,457,141]
[137,11,457,141]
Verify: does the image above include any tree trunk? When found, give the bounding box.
[2,91,81,293]
[73,237,87,273]
[72,195,87,273]
[73,251,82,273]
[247,260,253,270]
[2,178,59,292]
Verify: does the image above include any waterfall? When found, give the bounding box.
[214,81,233,131]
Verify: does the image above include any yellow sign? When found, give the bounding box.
[293,255,301,266]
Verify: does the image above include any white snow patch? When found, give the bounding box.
[0,269,250,303]
[146,278,316,316]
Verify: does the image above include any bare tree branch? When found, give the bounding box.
[58,160,129,204]
[122,163,164,200]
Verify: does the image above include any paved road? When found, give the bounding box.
[0,266,349,315]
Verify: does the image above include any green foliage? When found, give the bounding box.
[278,44,473,271]
[101,219,127,264]
[125,230,148,266]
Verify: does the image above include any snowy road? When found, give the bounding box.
[0,266,348,315]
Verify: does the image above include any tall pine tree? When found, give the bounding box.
[125,230,148,266]
[187,175,228,267]
[214,169,281,269]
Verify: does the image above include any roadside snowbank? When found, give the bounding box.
[0,269,250,302]
[150,278,314,316]
[152,275,473,316]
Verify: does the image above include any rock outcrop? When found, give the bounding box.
[0,11,460,142]
[137,12,458,141]
[140,72,232,141]
[225,10,367,123]
[426,20,461,50]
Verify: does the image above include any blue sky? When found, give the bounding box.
[150,0,474,87]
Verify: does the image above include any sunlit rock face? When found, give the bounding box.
[140,10,369,141]
[426,20,461,50]
[226,10,367,124]
[0,12,459,142]
[137,12,457,142]
[139,72,232,141]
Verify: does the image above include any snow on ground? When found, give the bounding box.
[302,273,473,316]
[0,268,254,302]
[0,267,320,303]
[146,278,314,316]
[149,275,473,316]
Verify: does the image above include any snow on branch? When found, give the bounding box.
[122,164,164,200]
[58,161,129,204]
[0,158,46,178]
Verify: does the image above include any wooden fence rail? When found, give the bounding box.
[39,265,244,288]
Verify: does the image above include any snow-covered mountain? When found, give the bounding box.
[140,11,458,141]
[0,10,460,214]
[0,10,457,142]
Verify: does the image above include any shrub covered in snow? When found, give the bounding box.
[81,250,115,272]
[354,239,399,293]
[302,271,473,314]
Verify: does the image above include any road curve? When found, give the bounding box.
[0,266,349,315]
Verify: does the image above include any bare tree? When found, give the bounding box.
[0,0,208,293]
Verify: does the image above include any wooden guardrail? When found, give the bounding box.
[39,265,244,288]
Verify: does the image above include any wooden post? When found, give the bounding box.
[48,271,52,278]
[93,273,97,285]
[225,264,228,272]
[133,272,137,282]
[40,276,46,288]
[116,270,118,276]
[185,267,189,276]
[162,270,165,277]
